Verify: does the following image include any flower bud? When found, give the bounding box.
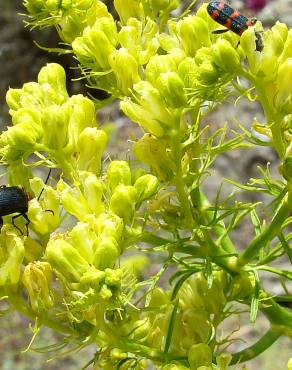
[213,39,241,73]
[177,16,210,56]
[134,174,159,203]
[79,172,104,215]
[6,88,22,113]
[216,353,232,370]
[130,318,151,341]
[38,63,68,98]
[157,72,186,108]
[92,212,124,241]
[79,265,105,286]
[133,81,175,128]
[28,198,58,235]
[148,287,169,307]
[66,95,97,151]
[0,227,25,285]
[268,22,288,56]
[57,179,91,221]
[22,261,53,311]
[279,30,292,65]
[99,283,113,300]
[188,343,212,370]
[114,0,144,24]
[77,127,107,174]
[194,47,213,66]
[109,185,137,222]
[106,161,131,192]
[178,57,197,87]
[42,104,70,149]
[72,24,116,70]
[93,236,120,269]
[109,48,140,95]
[75,0,96,10]
[240,28,261,73]
[120,99,165,137]
[28,178,60,235]
[145,54,178,86]
[69,222,98,263]
[46,236,90,283]
[151,0,178,12]
[4,109,42,151]
[275,58,292,110]
[230,271,255,299]
[104,267,122,287]
[197,61,220,85]
[119,18,159,65]
[158,33,180,53]
[133,134,175,181]
[46,0,60,11]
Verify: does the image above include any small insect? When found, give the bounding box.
[0,169,53,235]
[207,1,263,51]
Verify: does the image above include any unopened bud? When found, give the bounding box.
[213,39,241,73]
[46,236,89,283]
[109,185,137,222]
[77,127,107,174]
[106,160,131,192]
[134,174,159,202]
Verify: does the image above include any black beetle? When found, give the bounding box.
[0,186,32,234]
[0,169,53,235]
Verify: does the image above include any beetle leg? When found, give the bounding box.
[212,29,229,34]
[37,168,52,202]
[11,213,25,235]
[44,209,55,216]
[0,216,3,231]
[12,213,31,236]
[22,213,31,236]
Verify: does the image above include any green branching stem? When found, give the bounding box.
[239,69,286,159]
[230,328,281,364]
[238,193,291,267]
[199,191,237,255]
[260,296,292,336]
[170,116,194,225]
[118,338,188,365]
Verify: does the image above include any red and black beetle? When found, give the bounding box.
[207,1,263,51]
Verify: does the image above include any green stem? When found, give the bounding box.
[230,328,281,364]
[170,116,193,225]
[255,83,286,159]
[240,69,286,159]
[261,297,292,336]
[238,194,291,267]
[118,338,188,364]
[199,191,237,254]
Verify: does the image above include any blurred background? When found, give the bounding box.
[0,0,291,369]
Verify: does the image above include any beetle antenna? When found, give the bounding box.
[37,168,52,202]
